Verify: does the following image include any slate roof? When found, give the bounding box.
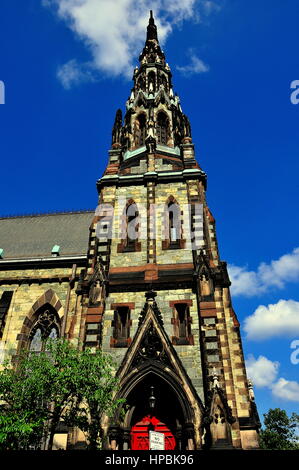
[0,211,94,259]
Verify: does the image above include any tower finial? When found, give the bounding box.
[147,10,158,41]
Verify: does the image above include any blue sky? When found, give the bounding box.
[0,0,299,422]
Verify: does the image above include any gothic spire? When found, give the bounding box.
[146,10,158,42]
[139,10,165,66]
[105,8,196,167]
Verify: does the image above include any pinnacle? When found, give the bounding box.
[146,9,158,41]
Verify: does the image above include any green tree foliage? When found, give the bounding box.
[259,408,299,450]
[0,339,124,450]
[62,348,125,450]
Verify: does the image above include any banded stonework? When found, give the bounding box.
[0,12,260,450]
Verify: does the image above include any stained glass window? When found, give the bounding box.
[29,327,43,352]
[29,305,60,352]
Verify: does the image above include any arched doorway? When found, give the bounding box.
[122,372,189,450]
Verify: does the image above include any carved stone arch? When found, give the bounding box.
[114,364,198,450]
[165,194,179,206]
[125,197,137,210]
[154,88,170,108]
[116,361,195,425]
[154,106,171,121]
[204,388,236,449]
[17,289,63,352]
[195,250,214,298]
[107,300,205,449]
[134,90,147,108]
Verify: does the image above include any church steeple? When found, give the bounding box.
[105,10,200,180]
[139,10,165,66]
[92,10,261,451]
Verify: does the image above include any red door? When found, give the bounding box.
[131,415,176,450]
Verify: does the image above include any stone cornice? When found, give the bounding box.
[97,168,207,190]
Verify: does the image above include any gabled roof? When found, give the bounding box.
[0,211,93,259]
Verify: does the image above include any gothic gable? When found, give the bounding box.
[116,294,204,416]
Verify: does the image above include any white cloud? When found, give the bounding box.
[176,50,209,76]
[56,59,96,89]
[228,265,263,297]
[43,0,219,85]
[228,247,299,297]
[245,354,299,403]
[244,299,299,340]
[272,378,299,402]
[245,354,279,388]
[202,0,221,14]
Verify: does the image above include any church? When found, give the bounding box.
[0,12,260,450]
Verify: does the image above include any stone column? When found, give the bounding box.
[123,428,131,450]
[108,425,121,450]
[184,422,195,450]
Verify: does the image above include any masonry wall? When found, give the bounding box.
[102,287,204,402]
[0,266,79,362]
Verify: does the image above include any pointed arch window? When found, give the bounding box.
[126,203,138,251]
[117,202,141,253]
[171,303,193,346]
[110,304,133,348]
[156,112,169,145]
[134,114,146,147]
[148,71,156,93]
[161,74,168,91]
[162,199,185,250]
[29,305,60,353]
[168,202,177,242]
[0,291,13,339]
[137,76,145,90]
[113,307,130,343]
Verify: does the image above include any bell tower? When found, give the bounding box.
[77,11,260,450]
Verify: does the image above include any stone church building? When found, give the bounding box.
[0,12,260,450]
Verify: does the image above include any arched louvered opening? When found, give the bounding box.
[137,76,145,90]
[134,114,146,147]
[156,111,169,145]
[148,71,156,93]
[160,74,168,91]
